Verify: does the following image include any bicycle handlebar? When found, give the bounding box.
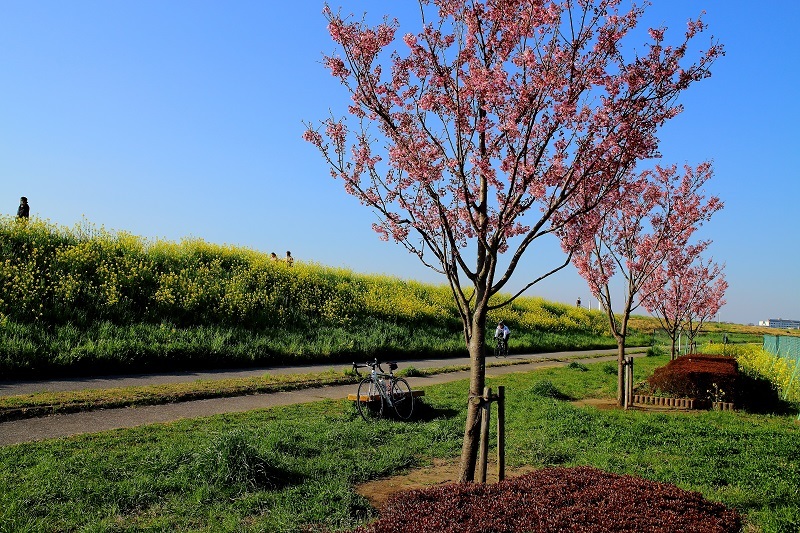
[352,358,397,377]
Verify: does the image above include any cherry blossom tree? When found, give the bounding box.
[684,261,727,349]
[643,255,727,357]
[565,162,722,404]
[639,243,705,359]
[304,0,722,481]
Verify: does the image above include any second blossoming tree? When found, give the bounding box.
[565,162,723,405]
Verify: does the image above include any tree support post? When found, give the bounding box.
[623,356,634,410]
[497,386,505,482]
[477,386,506,483]
[477,387,491,483]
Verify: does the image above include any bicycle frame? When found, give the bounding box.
[495,336,508,357]
[352,359,397,406]
[352,358,414,421]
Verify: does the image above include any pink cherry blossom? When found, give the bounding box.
[563,161,723,402]
[304,0,722,481]
[642,255,727,359]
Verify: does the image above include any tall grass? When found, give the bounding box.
[0,217,636,377]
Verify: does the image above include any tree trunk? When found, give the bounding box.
[457,311,487,482]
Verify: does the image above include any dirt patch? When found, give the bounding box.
[357,397,695,510]
[355,459,538,509]
[570,398,694,413]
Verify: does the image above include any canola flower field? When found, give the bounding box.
[1,217,638,378]
[703,343,800,405]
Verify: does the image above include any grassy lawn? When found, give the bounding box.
[1,356,798,532]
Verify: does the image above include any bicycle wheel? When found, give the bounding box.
[390,377,414,420]
[495,339,507,358]
[356,378,384,421]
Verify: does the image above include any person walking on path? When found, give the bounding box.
[16,196,29,220]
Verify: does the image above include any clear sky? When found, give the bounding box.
[1,1,798,326]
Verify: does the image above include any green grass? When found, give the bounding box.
[0,317,634,379]
[1,356,798,532]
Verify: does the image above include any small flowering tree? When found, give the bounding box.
[639,244,704,359]
[684,263,727,348]
[643,255,727,357]
[684,259,728,352]
[304,0,721,481]
[566,162,722,404]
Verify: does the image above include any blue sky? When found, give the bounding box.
[1,1,798,326]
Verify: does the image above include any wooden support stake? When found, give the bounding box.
[497,386,505,482]
[477,387,491,483]
[623,356,634,410]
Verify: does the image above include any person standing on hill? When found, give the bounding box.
[16,197,29,220]
[286,251,294,267]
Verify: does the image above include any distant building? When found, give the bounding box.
[759,318,800,329]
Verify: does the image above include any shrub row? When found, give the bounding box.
[353,466,741,533]
[647,354,739,404]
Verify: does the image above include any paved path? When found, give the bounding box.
[0,349,643,446]
[0,349,627,396]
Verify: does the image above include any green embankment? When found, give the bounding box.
[1,217,636,378]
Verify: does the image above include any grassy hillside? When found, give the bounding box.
[0,217,649,377]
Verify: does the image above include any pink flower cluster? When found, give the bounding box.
[303,0,722,304]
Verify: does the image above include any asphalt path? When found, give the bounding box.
[0,348,644,446]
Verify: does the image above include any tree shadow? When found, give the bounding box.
[735,374,797,415]
[409,401,461,422]
[525,380,575,401]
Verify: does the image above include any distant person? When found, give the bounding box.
[576,297,581,308]
[286,251,294,267]
[270,252,278,261]
[494,320,510,342]
[16,197,29,220]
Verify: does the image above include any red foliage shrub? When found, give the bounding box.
[647,354,739,403]
[353,466,740,533]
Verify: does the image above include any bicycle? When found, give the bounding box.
[351,359,415,421]
[494,336,509,358]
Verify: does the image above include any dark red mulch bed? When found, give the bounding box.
[647,354,739,403]
[353,466,740,533]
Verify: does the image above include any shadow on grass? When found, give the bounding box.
[526,380,574,401]
[345,400,460,423]
[736,374,798,416]
[409,401,461,423]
